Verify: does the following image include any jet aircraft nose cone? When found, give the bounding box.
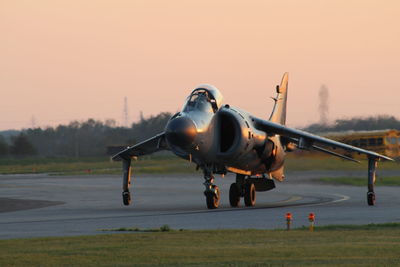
[165,116,197,148]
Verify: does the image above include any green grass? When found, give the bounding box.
[0,154,398,175]
[285,154,400,171]
[1,224,400,266]
[317,176,400,186]
[306,222,400,231]
[0,156,197,175]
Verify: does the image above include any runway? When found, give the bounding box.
[0,170,399,239]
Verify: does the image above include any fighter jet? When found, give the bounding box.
[113,73,394,209]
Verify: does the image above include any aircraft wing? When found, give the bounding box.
[251,117,394,161]
[112,132,169,161]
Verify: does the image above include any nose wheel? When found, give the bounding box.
[205,185,220,209]
[203,169,221,209]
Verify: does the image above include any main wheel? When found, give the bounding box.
[367,191,375,206]
[244,182,256,207]
[206,186,220,209]
[229,183,241,207]
[122,191,131,206]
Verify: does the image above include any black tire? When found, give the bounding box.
[229,183,241,207]
[206,186,220,209]
[244,182,256,207]
[367,191,375,206]
[122,191,131,206]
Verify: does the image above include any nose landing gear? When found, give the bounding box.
[205,185,220,209]
[203,169,220,209]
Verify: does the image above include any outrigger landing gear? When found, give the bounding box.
[367,157,378,206]
[229,174,256,207]
[203,169,220,209]
[122,158,132,206]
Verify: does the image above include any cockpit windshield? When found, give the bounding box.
[183,89,216,113]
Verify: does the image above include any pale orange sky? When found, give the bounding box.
[1,0,399,130]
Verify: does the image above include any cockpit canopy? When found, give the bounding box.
[182,84,223,113]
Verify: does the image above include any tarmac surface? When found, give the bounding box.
[0,170,399,239]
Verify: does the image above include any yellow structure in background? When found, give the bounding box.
[323,129,400,158]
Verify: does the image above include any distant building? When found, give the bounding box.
[322,129,400,158]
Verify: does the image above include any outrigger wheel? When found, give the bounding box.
[367,191,375,206]
[229,183,241,207]
[244,182,256,207]
[206,185,220,209]
[122,191,131,206]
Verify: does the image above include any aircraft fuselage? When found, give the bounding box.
[165,103,285,177]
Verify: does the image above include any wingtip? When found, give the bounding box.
[384,157,395,162]
[373,154,395,162]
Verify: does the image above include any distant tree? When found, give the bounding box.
[0,135,9,157]
[131,112,172,142]
[10,133,37,157]
[5,113,173,158]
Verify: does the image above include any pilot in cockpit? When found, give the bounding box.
[184,89,217,113]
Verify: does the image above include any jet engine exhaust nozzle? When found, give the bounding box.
[165,116,197,148]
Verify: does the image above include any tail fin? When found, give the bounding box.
[269,73,289,125]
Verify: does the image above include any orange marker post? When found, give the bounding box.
[308,213,315,232]
[286,212,292,231]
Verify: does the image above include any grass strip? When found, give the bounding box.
[1,224,400,266]
[0,155,398,175]
[0,156,197,175]
[316,176,400,186]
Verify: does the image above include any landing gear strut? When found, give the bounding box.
[203,169,220,209]
[122,158,132,206]
[367,157,377,206]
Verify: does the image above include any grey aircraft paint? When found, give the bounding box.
[113,73,394,209]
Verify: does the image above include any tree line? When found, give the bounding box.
[0,112,172,158]
[0,113,399,158]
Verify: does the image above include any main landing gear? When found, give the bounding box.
[229,174,256,207]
